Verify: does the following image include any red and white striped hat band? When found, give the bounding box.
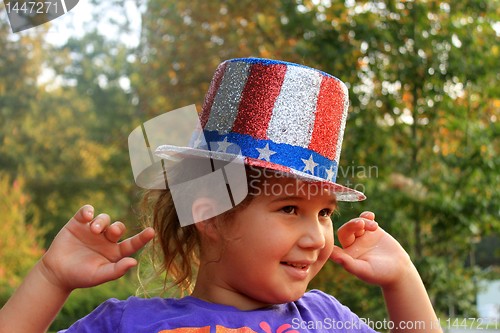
[158,58,365,202]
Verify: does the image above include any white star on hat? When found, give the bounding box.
[326,165,336,181]
[256,143,276,162]
[302,154,318,174]
[214,137,232,153]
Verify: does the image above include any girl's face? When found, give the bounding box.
[193,175,336,310]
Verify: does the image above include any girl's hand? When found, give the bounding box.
[330,211,412,288]
[39,204,155,292]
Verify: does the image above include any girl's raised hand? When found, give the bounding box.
[39,204,155,292]
[330,211,412,288]
[0,205,155,333]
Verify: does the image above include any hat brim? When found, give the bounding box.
[155,145,366,202]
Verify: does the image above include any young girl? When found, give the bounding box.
[0,58,442,333]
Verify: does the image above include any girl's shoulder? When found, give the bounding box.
[58,296,190,332]
[290,290,377,332]
[60,292,376,333]
[92,291,354,322]
[297,289,345,309]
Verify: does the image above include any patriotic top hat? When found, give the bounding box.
[156,58,365,202]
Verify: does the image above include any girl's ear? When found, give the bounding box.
[192,197,219,239]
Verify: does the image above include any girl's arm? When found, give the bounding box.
[0,260,72,333]
[330,212,442,333]
[0,205,155,333]
[381,262,441,333]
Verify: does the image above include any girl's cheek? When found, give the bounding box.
[318,236,333,255]
[324,226,334,246]
[321,233,335,258]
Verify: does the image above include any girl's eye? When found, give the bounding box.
[281,206,296,214]
[319,209,333,218]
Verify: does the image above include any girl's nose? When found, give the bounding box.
[297,218,327,250]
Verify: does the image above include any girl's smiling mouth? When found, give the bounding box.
[280,262,310,269]
[280,261,315,280]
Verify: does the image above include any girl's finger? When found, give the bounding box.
[119,227,155,257]
[331,246,364,273]
[73,204,94,224]
[104,222,126,243]
[90,213,111,234]
[92,258,138,285]
[364,219,379,231]
[360,211,375,220]
[337,219,365,248]
[330,246,374,282]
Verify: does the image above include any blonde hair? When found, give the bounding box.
[139,188,200,295]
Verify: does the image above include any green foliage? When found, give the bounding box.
[416,256,481,318]
[1,26,141,241]
[0,11,48,173]
[1,4,143,328]
[0,174,44,305]
[135,0,300,118]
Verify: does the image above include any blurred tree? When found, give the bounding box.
[135,0,300,118]
[0,11,47,174]
[1,27,141,241]
[34,30,140,238]
[0,174,44,304]
[1,2,144,328]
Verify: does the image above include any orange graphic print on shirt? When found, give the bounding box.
[158,326,256,333]
[159,322,299,333]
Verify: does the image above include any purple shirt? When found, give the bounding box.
[59,290,378,332]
